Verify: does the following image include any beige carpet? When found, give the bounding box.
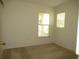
[2,43,77,59]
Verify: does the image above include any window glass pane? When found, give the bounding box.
[56,12,65,28]
[39,13,43,24]
[38,25,49,37]
[39,13,49,24]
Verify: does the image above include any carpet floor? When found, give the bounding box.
[2,43,77,59]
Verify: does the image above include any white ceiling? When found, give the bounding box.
[23,0,69,7]
[3,0,69,7]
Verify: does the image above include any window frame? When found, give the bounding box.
[56,12,65,28]
[38,13,50,37]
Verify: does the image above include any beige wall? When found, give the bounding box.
[1,0,54,49]
[0,4,3,41]
[53,1,78,51]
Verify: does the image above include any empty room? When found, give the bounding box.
[0,0,79,59]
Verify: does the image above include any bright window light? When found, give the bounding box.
[76,17,79,55]
[56,12,65,28]
[38,13,49,37]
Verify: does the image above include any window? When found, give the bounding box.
[38,13,49,37]
[56,12,65,28]
[76,16,79,55]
